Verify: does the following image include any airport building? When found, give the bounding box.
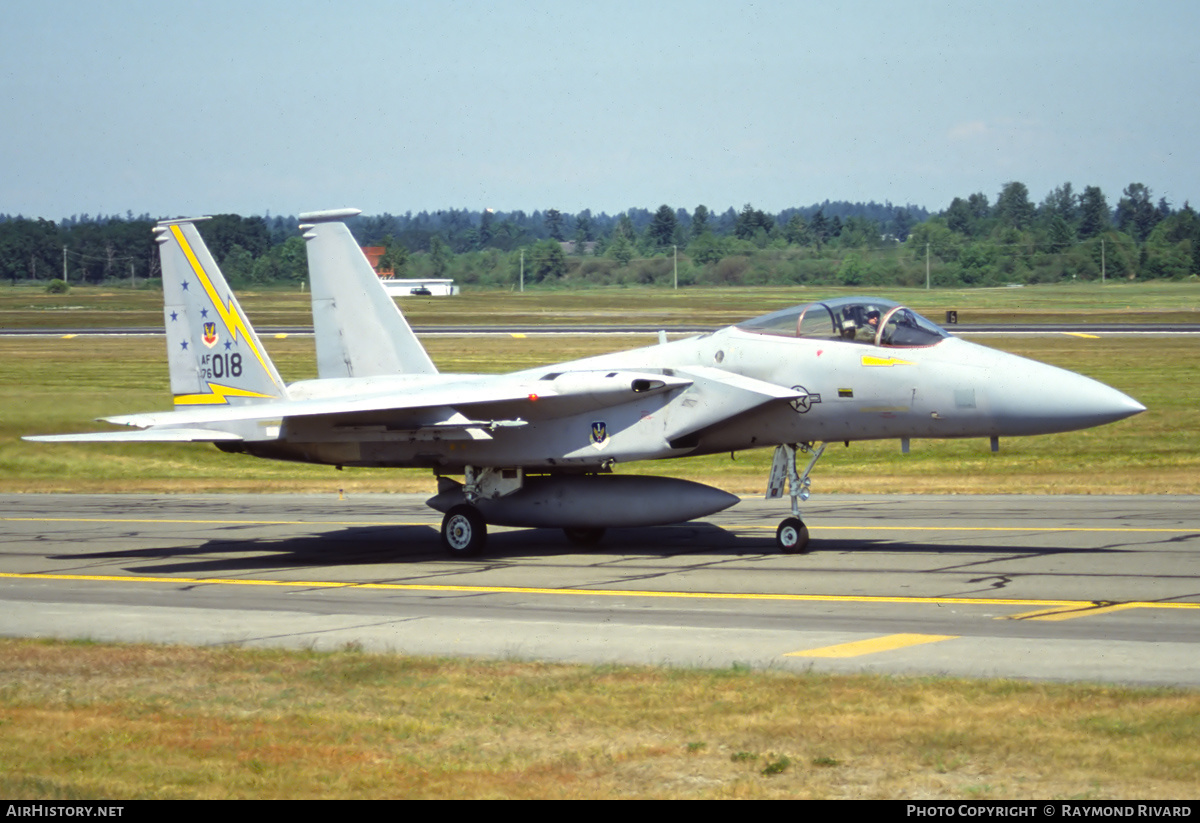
[362,246,457,296]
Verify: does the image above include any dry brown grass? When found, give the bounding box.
[1,639,1197,800]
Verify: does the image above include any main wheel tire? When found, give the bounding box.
[776,517,810,554]
[441,504,487,557]
[563,527,606,547]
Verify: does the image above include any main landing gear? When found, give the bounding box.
[766,442,826,554]
[439,508,606,556]
[440,504,486,557]
[437,465,513,558]
[435,467,616,558]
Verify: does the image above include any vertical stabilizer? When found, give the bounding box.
[299,208,438,378]
[156,218,288,406]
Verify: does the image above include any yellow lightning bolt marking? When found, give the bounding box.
[173,383,279,406]
[170,223,280,392]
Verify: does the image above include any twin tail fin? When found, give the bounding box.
[156,218,288,406]
[299,208,438,378]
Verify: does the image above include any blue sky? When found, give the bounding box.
[3,0,1197,219]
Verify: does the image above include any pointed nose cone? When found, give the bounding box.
[987,352,1145,435]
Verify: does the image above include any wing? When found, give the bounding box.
[32,369,694,441]
[24,428,244,444]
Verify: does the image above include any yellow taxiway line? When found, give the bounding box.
[787,633,959,658]
[1,571,1197,614]
[1002,602,1145,621]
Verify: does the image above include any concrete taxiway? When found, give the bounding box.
[1,493,1197,687]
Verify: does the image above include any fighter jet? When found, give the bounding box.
[27,209,1146,556]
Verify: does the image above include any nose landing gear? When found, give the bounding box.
[766,442,826,553]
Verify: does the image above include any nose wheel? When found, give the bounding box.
[767,442,826,553]
[776,517,809,554]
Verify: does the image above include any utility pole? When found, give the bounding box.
[519,249,524,293]
[63,246,68,283]
[673,245,678,290]
[1101,238,1106,283]
[925,243,930,290]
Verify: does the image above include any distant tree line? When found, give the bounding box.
[905,182,1200,286]
[3,182,1199,289]
[0,212,299,287]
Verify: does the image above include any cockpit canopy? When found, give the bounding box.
[735,297,949,348]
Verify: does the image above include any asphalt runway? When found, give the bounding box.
[1,493,1198,687]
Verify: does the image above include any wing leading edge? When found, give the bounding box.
[24,428,244,444]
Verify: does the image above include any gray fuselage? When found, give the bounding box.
[230,324,1143,472]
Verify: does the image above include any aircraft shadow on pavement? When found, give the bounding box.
[50,522,1131,576]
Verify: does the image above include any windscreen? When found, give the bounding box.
[736,297,948,348]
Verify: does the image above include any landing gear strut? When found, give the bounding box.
[437,465,517,558]
[766,442,826,553]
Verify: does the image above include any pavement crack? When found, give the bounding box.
[207,616,426,646]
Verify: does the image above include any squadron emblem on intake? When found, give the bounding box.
[590,421,608,448]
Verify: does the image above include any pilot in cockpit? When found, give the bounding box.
[842,308,881,343]
[865,308,881,335]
